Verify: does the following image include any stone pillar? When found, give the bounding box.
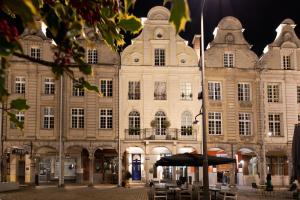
[194,167,199,183]
[88,156,94,186]
[145,155,149,184]
[10,154,17,182]
[172,166,176,181]
[25,154,34,184]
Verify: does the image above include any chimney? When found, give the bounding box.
[192,35,201,61]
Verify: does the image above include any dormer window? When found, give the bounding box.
[87,49,98,64]
[30,47,41,60]
[223,52,234,68]
[154,49,165,66]
[282,55,291,70]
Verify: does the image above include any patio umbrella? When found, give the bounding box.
[291,124,300,183]
[155,153,236,166]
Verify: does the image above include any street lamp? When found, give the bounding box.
[262,131,272,184]
[200,0,209,199]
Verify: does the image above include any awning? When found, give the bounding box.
[155,153,236,166]
[291,124,300,183]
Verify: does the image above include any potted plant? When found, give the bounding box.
[122,170,132,187]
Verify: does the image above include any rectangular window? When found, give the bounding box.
[71,108,84,128]
[298,114,300,123]
[297,86,300,103]
[72,80,85,96]
[100,108,113,129]
[87,49,98,64]
[268,113,281,136]
[15,76,26,94]
[239,113,251,136]
[282,55,291,70]
[154,49,165,66]
[43,107,54,129]
[208,112,222,135]
[30,47,41,60]
[267,83,280,103]
[100,79,113,97]
[128,81,140,100]
[154,81,167,100]
[11,111,25,129]
[180,82,192,100]
[208,82,221,100]
[223,53,234,68]
[238,83,250,101]
[44,77,55,95]
[266,156,288,176]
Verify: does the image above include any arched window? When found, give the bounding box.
[181,111,192,135]
[155,111,166,135]
[129,111,140,135]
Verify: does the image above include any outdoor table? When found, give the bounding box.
[209,187,221,200]
[168,187,181,200]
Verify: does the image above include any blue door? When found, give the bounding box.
[132,154,141,180]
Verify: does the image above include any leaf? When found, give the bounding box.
[124,0,135,12]
[166,0,190,33]
[78,78,99,94]
[10,99,30,110]
[7,112,24,129]
[118,14,142,34]
[74,57,92,75]
[3,0,39,28]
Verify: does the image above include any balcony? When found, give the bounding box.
[124,128,197,141]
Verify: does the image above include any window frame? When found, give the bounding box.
[180,82,192,101]
[100,79,113,97]
[154,81,167,100]
[208,81,221,101]
[72,80,85,97]
[11,111,25,129]
[154,48,165,66]
[223,52,234,68]
[267,83,280,103]
[30,47,41,60]
[238,113,251,136]
[15,76,26,94]
[282,55,291,70]
[128,81,140,100]
[43,107,54,129]
[238,83,251,102]
[87,49,98,64]
[268,113,282,136]
[71,108,84,129]
[44,77,55,95]
[181,111,193,136]
[208,112,222,135]
[99,108,113,129]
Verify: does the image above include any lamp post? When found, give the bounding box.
[200,0,210,199]
[263,131,272,184]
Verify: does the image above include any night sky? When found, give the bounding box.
[129,0,300,56]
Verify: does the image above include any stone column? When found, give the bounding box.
[10,154,17,182]
[25,154,33,184]
[88,155,94,186]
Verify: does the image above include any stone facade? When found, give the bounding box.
[259,18,300,186]
[120,6,201,184]
[2,26,120,185]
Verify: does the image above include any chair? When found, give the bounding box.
[222,192,238,200]
[179,190,192,200]
[154,188,168,200]
[197,190,211,200]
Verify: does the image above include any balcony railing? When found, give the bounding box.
[124,128,197,141]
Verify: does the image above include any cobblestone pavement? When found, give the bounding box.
[0,185,296,200]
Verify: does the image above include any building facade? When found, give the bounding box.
[2,25,120,185]
[120,6,201,184]
[259,19,300,186]
[204,16,261,186]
